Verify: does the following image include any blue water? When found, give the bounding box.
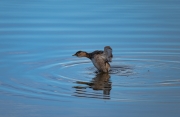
[0,0,180,117]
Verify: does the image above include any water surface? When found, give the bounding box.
[0,0,180,117]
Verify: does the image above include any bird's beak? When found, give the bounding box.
[72,54,76,56]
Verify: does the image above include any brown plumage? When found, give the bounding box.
[73,46,113,73]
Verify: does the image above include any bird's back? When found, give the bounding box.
[89,50,103,59]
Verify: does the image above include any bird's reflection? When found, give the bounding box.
[73,73,112,99]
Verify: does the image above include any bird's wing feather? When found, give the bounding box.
[106,48,113,62]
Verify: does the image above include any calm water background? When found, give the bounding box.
[0,0,180,117]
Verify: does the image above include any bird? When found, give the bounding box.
[72,46,113,73]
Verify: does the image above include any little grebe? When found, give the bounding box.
[73,46,113,73]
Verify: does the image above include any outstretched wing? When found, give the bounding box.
[104,46,113,62]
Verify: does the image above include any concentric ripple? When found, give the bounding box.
[1,52,180,101]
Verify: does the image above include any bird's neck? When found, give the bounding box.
[85,52,91,59]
